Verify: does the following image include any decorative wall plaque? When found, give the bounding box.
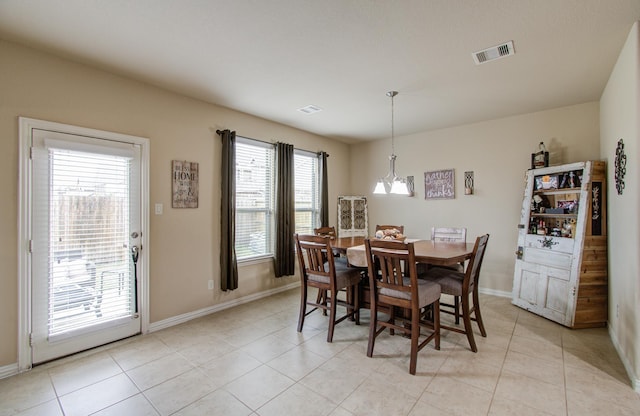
[614,139,626,195]
[172,160,199,208]
[424,169,455,200]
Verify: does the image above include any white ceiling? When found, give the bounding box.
[1,1,639,143]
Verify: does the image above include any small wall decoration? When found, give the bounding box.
[424,169,455,200]
[464,171,474,195]
[614,139,626,195]
[172,160,199,208]
[337,196,368,237]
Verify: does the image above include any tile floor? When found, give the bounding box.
[1,289,639,416]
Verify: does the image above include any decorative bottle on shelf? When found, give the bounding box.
[532,141,549,169]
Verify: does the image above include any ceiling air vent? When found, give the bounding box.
[472,41,515,65]
[297,104,322,115]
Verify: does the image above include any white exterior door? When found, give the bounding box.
[22,119,148,365]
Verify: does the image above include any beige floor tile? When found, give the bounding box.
[437,353,501,393]
[48,352,123,396]
[144,368,217,415]
[240,333,297,363]
[508,333,563,364]
[563,345,628,382]
[564,364,640,404]
[488,397,556,416]
[12,400,63,416]
[223,365,295,410]
[328,407,356,416]
[176,334,236,366]
[0,368,57,416]
[126,352,194,391]
[58,373,139,416]
[502,349,565,386]
[493,370,566,416]
[340,375,420,416]
[566,385,640,415]
[173,389,252,416]
[257,383,336,416]
[92,393,159,416]
[299,360,369,405]
[108,334,173,371]
[419,375,493,416]
[408,400,456,416]
[266,345,328,381]
[199,350,263,387]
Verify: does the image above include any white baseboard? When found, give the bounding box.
[148,282,300,332]
[479,287,512,298]
[608,324,640,392]
[0,362,19,380]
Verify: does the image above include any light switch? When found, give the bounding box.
[155,203,163,215]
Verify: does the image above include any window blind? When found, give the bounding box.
[294,150,320,235]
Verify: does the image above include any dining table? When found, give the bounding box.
[344,238,475,268]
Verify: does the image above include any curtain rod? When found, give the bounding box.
[216,129,329,157]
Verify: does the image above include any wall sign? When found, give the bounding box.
[172,160,199,208]
[424,169,455,200]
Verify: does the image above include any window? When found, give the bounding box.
[235,137,274,260]
[294,150,320,235]
[234,138,321,261]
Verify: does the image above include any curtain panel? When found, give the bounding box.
[217,129,239,291]
[274,142,296,277]
[318,151,329,227]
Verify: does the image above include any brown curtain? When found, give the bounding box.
[318,151,329,227]
[217,129,238,291]
[274,142,296,277]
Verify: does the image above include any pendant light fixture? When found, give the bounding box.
[373,91,410,195]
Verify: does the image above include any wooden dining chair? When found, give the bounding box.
[420,234,489,352]
[313,226,347,314]
[429,226,467,322]
[365,238,441,375]
[431,227,466,243]
[295,234,361,342]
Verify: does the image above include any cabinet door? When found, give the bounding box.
[513,254,574,326]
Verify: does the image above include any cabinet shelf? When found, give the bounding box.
[530,213,577,218]
[533,187,581,195]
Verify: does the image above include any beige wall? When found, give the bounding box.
[349,102,601,295]
[0,40,352,367]
[600,21,640,388]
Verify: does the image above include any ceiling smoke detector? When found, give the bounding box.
[472,41,515,65]
[297,104,322,115]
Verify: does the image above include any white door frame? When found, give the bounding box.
[18,117,150,371]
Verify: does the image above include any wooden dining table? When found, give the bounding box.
[343,238,475,268]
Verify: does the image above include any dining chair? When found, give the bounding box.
[431,227,467,243]
[428,226,468,322]
[295,234,361,342]
[420,234,489,352]
[313,226,347,314]
[365,238,441,375]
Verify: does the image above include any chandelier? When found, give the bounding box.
[373,91,411,195]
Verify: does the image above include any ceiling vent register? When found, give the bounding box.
[472,41,515,65]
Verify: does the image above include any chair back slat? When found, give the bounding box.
[365,239,417,300]
[431,227,467,242]
[295,234,334,285]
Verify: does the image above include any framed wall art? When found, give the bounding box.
[172,160,199,208]
[424,169,455,200]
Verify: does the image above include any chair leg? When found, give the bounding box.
[327,290,338,342]
[367,301,377,357]
[434,300,441,350]
[297,283,308,333]
[409,306,420,375]
[353,285,360,325]
[473,287,487,337]
[461,294,477,352]
[316,289,327,316]
[454,296,460,324]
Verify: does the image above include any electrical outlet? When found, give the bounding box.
[208,279,214,290]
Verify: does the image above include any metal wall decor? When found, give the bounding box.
[614,139,626,195]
